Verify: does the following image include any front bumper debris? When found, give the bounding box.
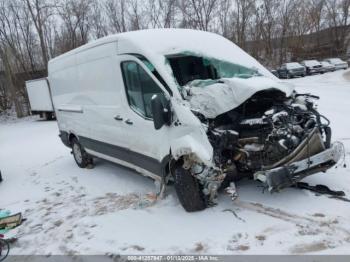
[254,142,343,192]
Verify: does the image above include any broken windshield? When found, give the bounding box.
[167,54,261,87]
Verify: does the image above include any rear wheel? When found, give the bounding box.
[71,137,92,168]
[173,163,207,212]
[45,112,54,120]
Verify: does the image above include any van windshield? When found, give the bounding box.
[167,54,261,86]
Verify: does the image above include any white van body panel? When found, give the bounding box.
[49,43,118,140]
[49,41,176,177]
[169,100,213,165]
[47,29,341,209]
[25,78,53,112]
[48,29,293,179]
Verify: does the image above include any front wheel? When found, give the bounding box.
[173,164,208,212]
[71,137,93,168]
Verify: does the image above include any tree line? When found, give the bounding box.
[0,0,349,117]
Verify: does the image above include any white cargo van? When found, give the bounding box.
[49,29,342,212]
[25,78,55,120]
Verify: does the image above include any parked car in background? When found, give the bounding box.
[277,62,306,78]
[324,58,348,70]
[300,60,323,75]
[320,61,336,73]
[270,69,279,77]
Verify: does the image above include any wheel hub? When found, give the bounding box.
[73,143,83,164]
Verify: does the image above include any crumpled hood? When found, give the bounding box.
[187,76,295,119]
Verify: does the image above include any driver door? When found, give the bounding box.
[117,55,171,177]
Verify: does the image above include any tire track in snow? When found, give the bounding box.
[234,199,350,253]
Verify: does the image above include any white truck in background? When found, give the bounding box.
[25,78,55,120]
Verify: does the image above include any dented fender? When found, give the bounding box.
[170,134,213,165]
[169,98,213,166]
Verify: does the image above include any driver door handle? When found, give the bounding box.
[114,115,123,121]
[125,119,133,125]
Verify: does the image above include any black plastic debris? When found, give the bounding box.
[295,182,345,197]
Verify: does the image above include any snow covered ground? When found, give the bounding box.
[1,69,350,255]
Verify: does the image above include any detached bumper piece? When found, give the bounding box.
[254,141,343,192]
[294,182,345,197]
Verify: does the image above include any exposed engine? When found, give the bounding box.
[168,54,342,210]
[205,89,331,180]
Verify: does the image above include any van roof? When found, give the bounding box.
[48,29,273,79]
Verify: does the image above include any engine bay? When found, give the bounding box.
[168,54,340,204]
[194,89,332,185]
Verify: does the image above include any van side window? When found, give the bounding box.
[121,61,165,119]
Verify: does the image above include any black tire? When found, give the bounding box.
[71,137,92,168]
[0,238,10,262]
[45,112,53,121]
[173,164,207,212]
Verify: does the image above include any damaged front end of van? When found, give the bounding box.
[160,54,343,210]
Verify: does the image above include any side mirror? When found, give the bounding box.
[151,95,171,130]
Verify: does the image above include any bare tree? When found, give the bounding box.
[25,0,53,70]
[89,1,108,39]
[217,0,233,38]
[325,0,350,55]
[261,0,280,56]
[277,0,299,64]
[55,0,92,53]
[289,1,313,60]
[178,0,218,31]
[232,0,256,48]
[147,0,178,28]
[105,0,128,33]
[307,0,326,49]
[0,58,11,112]
[1,0,349,117]
[128,0,148,30]
[0,0,43,116]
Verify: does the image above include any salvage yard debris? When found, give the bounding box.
[0,211,24,261]
[0,235,10,262]
[295,182,345,197]
[0,212,23,233]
